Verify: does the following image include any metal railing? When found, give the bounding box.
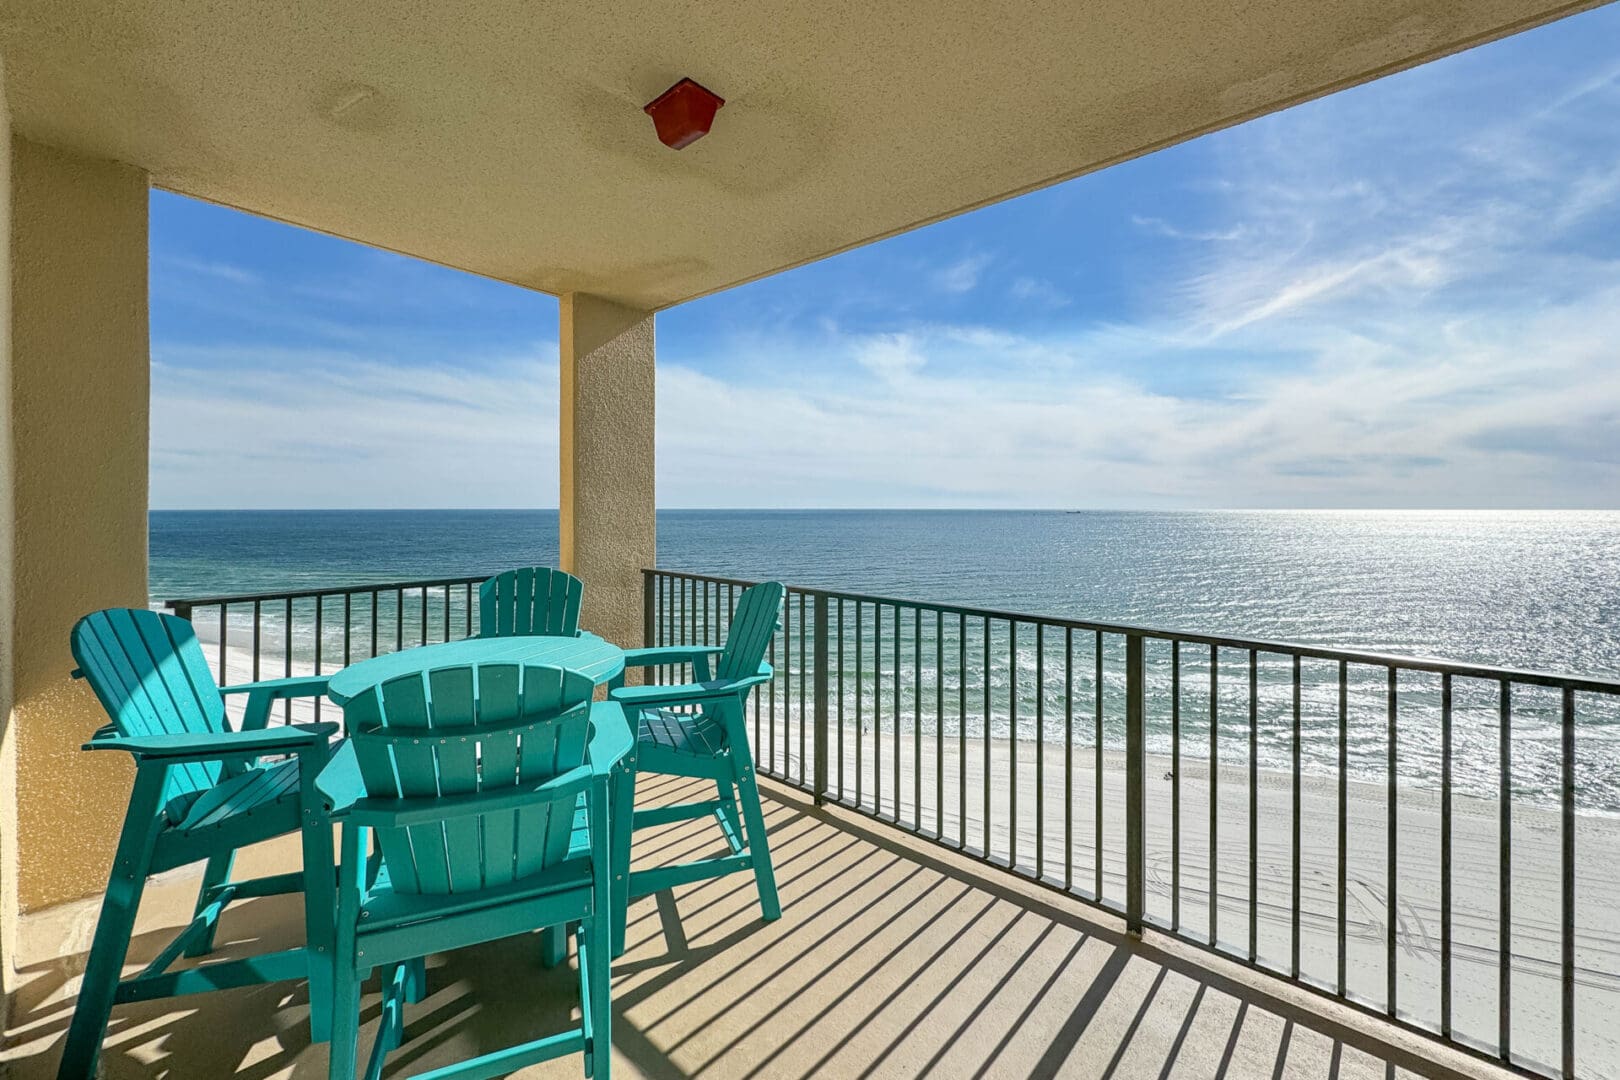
[166,574,491,723]
[643,567,1620,1080]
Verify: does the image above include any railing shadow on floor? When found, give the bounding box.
[5,776,1506,1080]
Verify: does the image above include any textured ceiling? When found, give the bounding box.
[1,0,1606,309]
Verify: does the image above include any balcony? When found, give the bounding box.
[6,570,1615,1079]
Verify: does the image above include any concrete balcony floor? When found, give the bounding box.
[5,774,1507,1079]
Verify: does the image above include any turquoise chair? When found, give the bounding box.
[479,567,585,637]
[608,581,784,942]
[58,608,350,1079]
[324,662,630,1080]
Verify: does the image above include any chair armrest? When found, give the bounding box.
[338,765,595,828]
[221,675,331,730]
[610,668,772,711]
[84,722,339,762]
[220,675,331,698]
[587,701,635,776]
[316,738,366,816]
[619,646,723,669]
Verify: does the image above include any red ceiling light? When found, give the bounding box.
[643,78,725,150]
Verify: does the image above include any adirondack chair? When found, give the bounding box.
[58,608,354,1080]
[325,662,631,1080]
[479,567,585,637]
[608,581,784,941]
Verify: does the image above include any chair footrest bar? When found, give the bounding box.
[632,800,726,829]
[406,1030,587,1080]
[205,870,305,901]
[629,854,754,897]
[135,886,239,981]
[115,948,308,1003]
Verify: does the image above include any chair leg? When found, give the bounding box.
[184,851,236,957]
[327,970,362,1080]
[731,758,781,922]
[330,823,363,1080]
[610,761,636,957]
[585,915,612,1080]
[57,768,167,1080]
[540,924,567,969]
[299,748,338,1044]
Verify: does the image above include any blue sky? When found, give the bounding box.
[151,6,1620,509]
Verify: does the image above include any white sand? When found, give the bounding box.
[757,720,1620,1077]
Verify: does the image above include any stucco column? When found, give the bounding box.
[559,293,655,652]
[5,136,150,911]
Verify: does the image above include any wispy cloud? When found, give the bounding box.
[1008,277,1070,307]
[931,254,992,294]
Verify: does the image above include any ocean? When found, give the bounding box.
[151,508,1620,807]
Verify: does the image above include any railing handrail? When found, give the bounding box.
[643,567,1620,695]
[163,573,495,610]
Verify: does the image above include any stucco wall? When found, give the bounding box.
[0,48,15,1010]
[559,293,655,654]
[8,135,149,911]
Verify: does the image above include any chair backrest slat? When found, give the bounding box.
[72,609,230,801]
[344,662,594,896]
[718,582,785,681]
[478,567,584,638]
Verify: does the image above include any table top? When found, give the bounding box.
[325,632,626,705]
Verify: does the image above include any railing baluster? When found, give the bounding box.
[1210,644,1219,946]
[958,613,967,850]
[313,595,324,721]
[419,586,427,646]
[875,603,883,817]
[803,591,811,788]
[1338,659,1348,997]
[343,592,353,667]
[218,604,228,684]
[253,600,262,681]
[1500,680,1513,1062]
[893,603,901,822]
[394,589,403,652]
[1172,641,1181,932]
[1066,627,1075,892]
[837,598,846,801]
[1248,647,1258,964]
[1125,632,1145,935]
[813,593,829,806]
[1036,622,1045,881]
[284,598,294,722]
[1441,672,1452,1036]
[1291,653,1302,980]
[1009,620,1019,868]
[856,601,864,811]
[936,609,944,838]
[769,623,778,776]
[1562,686,1576,1080]
[1095,630,1104,899]
[914,606,922,832]
[1387,666,1399,1017]
[782,592,792,781]
[984,617,992,856]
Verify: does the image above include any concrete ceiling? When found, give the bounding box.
[1,0,1607,310]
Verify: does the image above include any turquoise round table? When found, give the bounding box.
[325,632,626,705]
